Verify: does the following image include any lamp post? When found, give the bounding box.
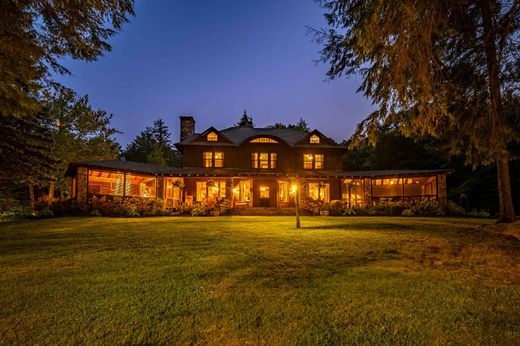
[291,181,300,229]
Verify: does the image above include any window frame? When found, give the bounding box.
[207,132,218,141]
[251,152,278,169]
[202,151,224,168]
[303,153,324,169]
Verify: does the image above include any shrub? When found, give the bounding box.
[445,201,466,216]
[466,209,491,218]
[342,207,357,216]
[374,202,407,216]
[352,206,377,216]
[300,199,320,215]
[191,205,208,216]
[89,196,165,217]
[37,208,54,218]
[327,200,344,216]
[402,200,445,216]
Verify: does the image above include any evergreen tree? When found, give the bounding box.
[315,0,520,222]
[123,119,181,167]
[0,0,134,118]
[266,117,311,133]
[0,114,55,211]
[236,110,254,127]
[44,86,121,198]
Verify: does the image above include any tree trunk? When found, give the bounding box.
[48,175,55,200]
[480,0,516,222]
[27,183,35,214]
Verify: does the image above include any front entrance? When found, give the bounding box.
[259,186,270,207]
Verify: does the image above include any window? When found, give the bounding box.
[125,174,156,197]
[251,152,277,169]
[196,180,226,201]
[278,181,289,202]
[303,154,324,169]
[207,132,218,141]
[88,170,124,195]
[308,182,329,202]
[234,180,252,203]
[214,152,224,167]
[342,179,364,206]
[250,137,278,143]
[202,152,224,167]
[310,134,320,143]
[203,152,213,167]
[270,153,277,169]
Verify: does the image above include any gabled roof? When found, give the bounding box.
[64,160,184,176]
[176,125,344,148]
[293,129,340,147]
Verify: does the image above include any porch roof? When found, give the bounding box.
[66,160,452,179]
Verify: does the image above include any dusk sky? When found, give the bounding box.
[55,0,374,146]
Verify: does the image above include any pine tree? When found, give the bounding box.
[43,86,121,197]
[0,0,134,118]
[315,0,520,222]
[266,117,311,133]
[123,119,181,167]
[236,110,254,127]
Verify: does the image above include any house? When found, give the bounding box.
[65,115,450,209]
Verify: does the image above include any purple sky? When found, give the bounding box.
[55,0,374,145]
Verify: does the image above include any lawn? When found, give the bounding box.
[0,216,519,345]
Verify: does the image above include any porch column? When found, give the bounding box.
[76,167,88,205]
[363,178,372,207]
[437,174,447,205]
[156,176,165,208]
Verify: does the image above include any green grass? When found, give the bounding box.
[1,216,519,345]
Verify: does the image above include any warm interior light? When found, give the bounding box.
[233,187,239,194]
[260,186,266,192]
[290,184,297,194]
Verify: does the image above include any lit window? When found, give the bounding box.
[259,153,269,168]
[196,181,226,201]
[315,154,324,169]
[203,152,213,167]
[207,132,218,141]
[310,134,320,143]
[303,154,314,169]
[270,153,277,169]
[214,152,224,167]
[303,154,324,169]
[251,153,258,168]
[88,170,124,196]
[250,137,278,143]
[202,152,224,167]
[125,174,156,197]
[308,182,329,201]
[251,152,277,169]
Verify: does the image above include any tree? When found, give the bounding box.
[266,117,311,133]
[44,86,121,198]
[314,0,519,222]
[0,0,134,118]
[0,114,55,211]
[236,110,254,127]
[123,120,181,167]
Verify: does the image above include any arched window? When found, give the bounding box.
[250,137,278,143]
[310,134,320,144]
[207,132,218,141]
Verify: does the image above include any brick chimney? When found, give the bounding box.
[179,115,195,141]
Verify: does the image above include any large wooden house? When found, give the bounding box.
[66,115,450,209]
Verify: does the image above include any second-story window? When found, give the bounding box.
[252,152,277,169]
[203,152,224,167]
[310,134,320,143]
[207,132,218,141]
[303,153,324,169]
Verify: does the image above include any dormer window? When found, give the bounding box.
[310,134,320,144]
[250,137,278,143]
[207,132,218,141]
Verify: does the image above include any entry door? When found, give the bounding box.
[259,186,270,207]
